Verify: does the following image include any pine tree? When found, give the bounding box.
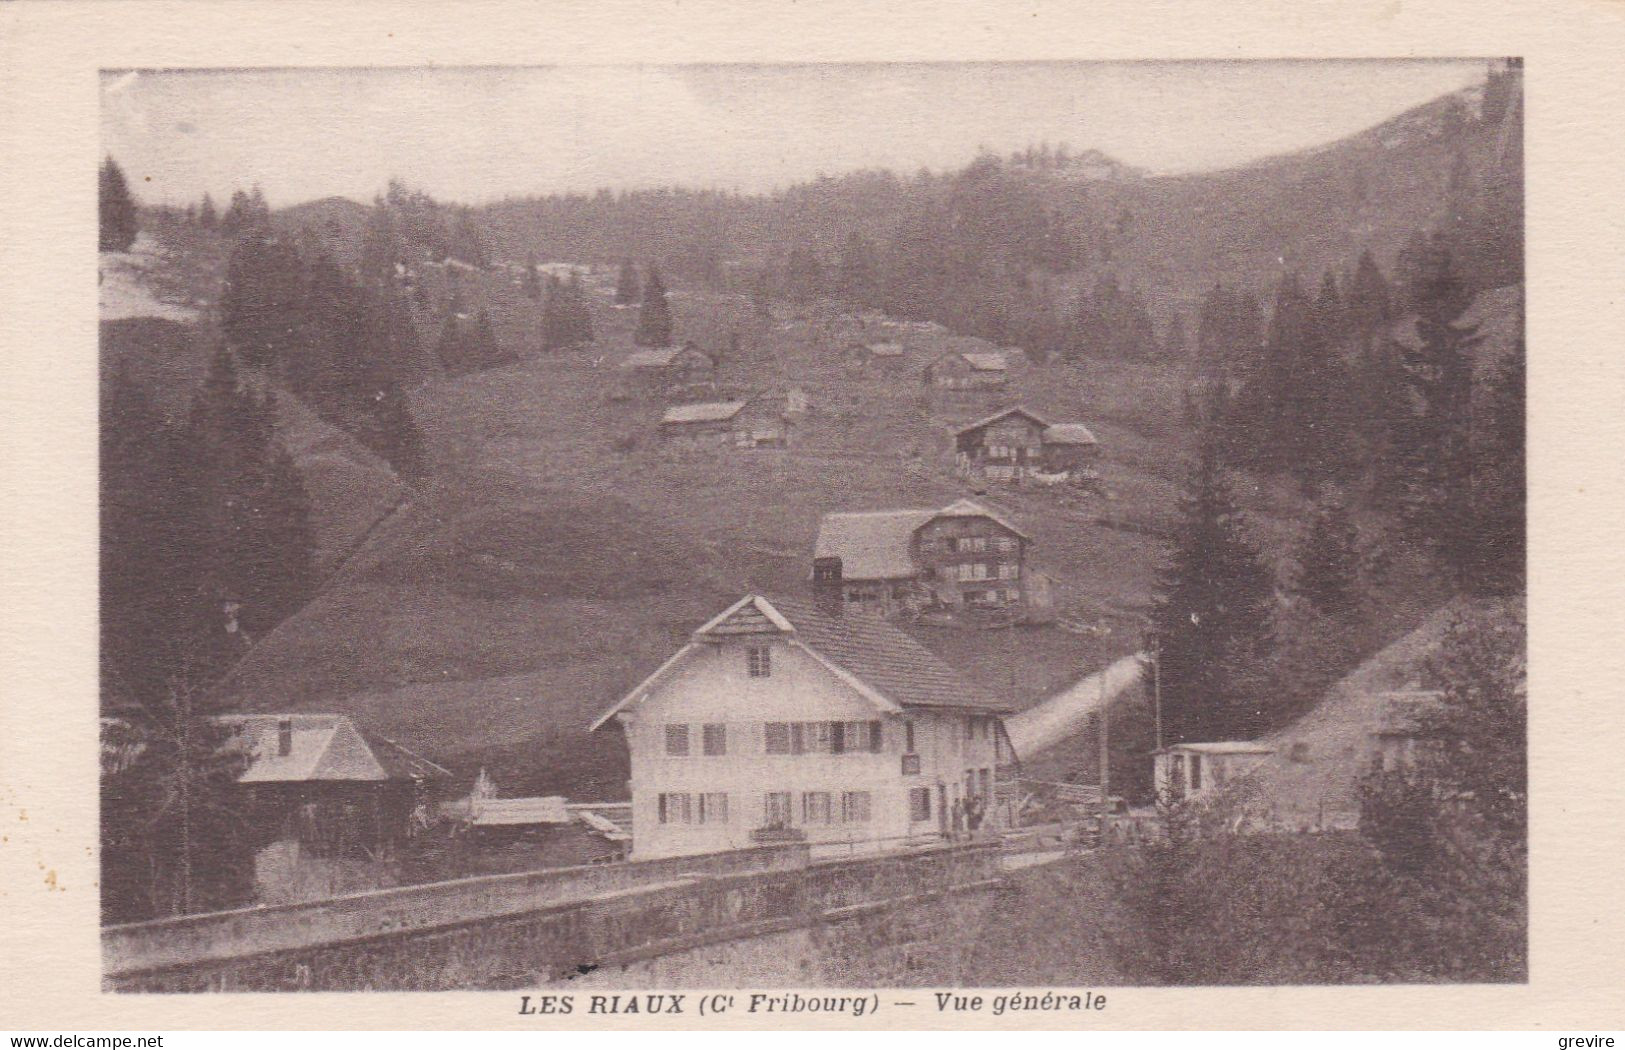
[565,274,594,346]
[1294,498,1361,613]
[99,156,140,252]
[100,662,267,921]
[1468,337,1526,595]
[1346,249,1392,336]
[198,193,218,230]
[221,232,305,368]
[540,276,568,351]
[634,266,674,347]
[435,311,465,372]
[522,254,542,300]
[1149,432,1277,743]
[614,258,641,306]
[1390,236,1483,585]
[470,307,504,367]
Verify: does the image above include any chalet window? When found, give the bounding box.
[902,753,921,775]
[277,718,294,757]
[702,723,727,756]
[869,720,883,753]
[909,787,932,822]
[1190,755,1203,791]
[658,792,692,824]
[805,721,833,754]
[996,536,1016,552]
[802,791,832,824]
[764,791,792,828]
[970,536,987,552]
[665,724,690,756]
[698,792,729,825]
[764,722,790,754]
[997,563,1017,579]
[841,791,872,823]
[747,646,772,678]
[904,720,916,753]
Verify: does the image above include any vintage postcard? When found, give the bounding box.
[2,0,1622,1034]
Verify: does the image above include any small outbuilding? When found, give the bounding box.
[1152,741,1275,802]
[925,351,1008,391]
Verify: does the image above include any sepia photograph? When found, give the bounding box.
[88,56,1531,995]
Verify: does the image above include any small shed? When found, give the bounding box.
[659,395,792,448]
[854,341,907,373]
[1153,741,1275,802]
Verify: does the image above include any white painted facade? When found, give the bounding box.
[592,597,1012,860]
[1152,742,1275,802]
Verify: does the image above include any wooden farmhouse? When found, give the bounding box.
[658,394,792,449]
[589,595,1018,860]
[619,342,717,399]
[811,498,1033,611]
[952,407,1100,482]
[923,350,1008,391]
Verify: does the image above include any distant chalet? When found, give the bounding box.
[953,406,1099,482]
[619,341,717,399]
[589,594,1017,860]
[659,394,792,449]
[923,350,1008,391]
[812,498,1031,610]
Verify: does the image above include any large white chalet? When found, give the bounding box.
[589,595,1018,860]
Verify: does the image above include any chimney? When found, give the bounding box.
[277,719,293,757]
[812,557,844,617]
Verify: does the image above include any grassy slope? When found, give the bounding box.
[135,85,1515,799]
[219,265,1194,793]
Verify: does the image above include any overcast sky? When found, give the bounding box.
[102,60,1487,207]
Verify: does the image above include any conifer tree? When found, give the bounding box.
[1346,249,1392,336]
[1390,236,1483,585]
[221,232,305,368]
[198,192,218,230]
[101,670,260,921]
[614,258,641,306]
[1149,431,1277,743]
[1294,498,1361,613]
[522,254,542,300]
[634,266,674,347]
[471,307,504,367]
[435,311,465,372]
[99,156,140,252]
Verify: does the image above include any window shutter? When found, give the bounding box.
[869,721,883,752]
[831,721,845,754]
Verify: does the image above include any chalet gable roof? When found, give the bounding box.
[227,714,450,783]
[588,594,1012,730]
[953,406,1051,437]
[924,498,1032,541]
